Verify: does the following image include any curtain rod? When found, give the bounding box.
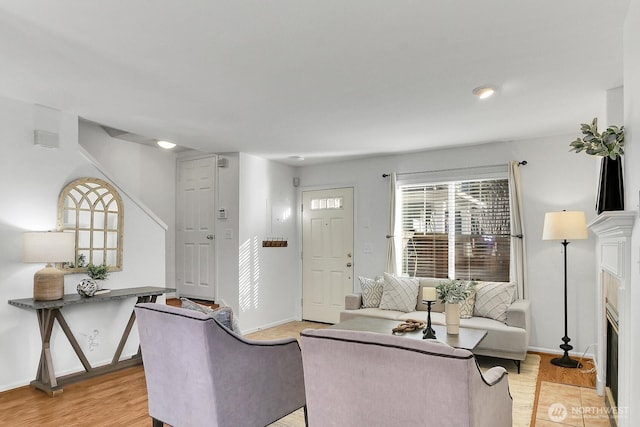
[381,160,527,178]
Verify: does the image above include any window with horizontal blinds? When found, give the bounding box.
[399,177,510,282]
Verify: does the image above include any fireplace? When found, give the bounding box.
[589,211,635,427]
[605,293,619,425]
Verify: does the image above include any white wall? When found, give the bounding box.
[79,121,176,289]
[238,153,299,332]
[214,153,241,317]
[0,96,166,392]
[297,135,600,354]
[623,0,640,420]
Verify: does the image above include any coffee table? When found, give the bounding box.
[330,317,487,351]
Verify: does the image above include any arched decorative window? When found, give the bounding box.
[57,177,124,273]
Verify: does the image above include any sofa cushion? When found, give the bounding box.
[181,298,241,334]
[473,282,516,322]
[358,276,384,308]
[341,307,406,322]
[379,273,419,313]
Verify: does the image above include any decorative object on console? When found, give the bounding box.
[569,117,625,214]
[23,231,75,301]
[543,210,588,368]
[77,278,98,297]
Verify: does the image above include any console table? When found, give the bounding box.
[8,286,175,396]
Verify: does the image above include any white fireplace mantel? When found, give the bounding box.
[588,210,636,426]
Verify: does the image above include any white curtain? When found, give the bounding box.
[385,172,397,274]
[508,161,527,299]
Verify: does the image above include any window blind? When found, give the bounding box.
[399,177,510,281]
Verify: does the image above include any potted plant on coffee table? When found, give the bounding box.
[435,279,475,335]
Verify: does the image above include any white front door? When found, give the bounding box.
[302,188,354,323]
[176,156,216,300]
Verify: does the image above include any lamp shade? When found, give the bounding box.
[542,211,588,241]
[23,231,75,263]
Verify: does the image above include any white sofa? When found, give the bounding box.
[340,277,531,372]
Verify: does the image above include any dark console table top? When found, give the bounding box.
[8,286,175,310]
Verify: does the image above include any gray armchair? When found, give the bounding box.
[300,328,512,427]
[135,303,306,427]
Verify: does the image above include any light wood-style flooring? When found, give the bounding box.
[0,319,608,427]
[531,352,610,427]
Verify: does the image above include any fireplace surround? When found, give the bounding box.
[589,211,636,427]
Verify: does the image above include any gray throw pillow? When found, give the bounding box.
[181,298,240,334]
[359,276,384,308]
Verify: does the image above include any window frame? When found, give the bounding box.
[395,166,511,281]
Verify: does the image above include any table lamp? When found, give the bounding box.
[23,231,75,300]
[542,210,588,368]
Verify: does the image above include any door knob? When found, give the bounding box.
[206,234,214,240]
[347,262,352,267]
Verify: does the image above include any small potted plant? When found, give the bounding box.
[435,280,476,334]
[86,263,110,282]
[77,263,110,297]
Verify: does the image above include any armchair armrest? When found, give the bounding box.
[344,293,362,310]
[482,366,508,386]
[506,299,530,330]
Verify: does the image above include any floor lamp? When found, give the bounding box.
[542,210,588,368]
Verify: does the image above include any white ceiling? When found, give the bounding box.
[0,1,629,165]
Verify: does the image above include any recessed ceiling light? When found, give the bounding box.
[472,85,496,99]
[288,155,305,161]
[157,140,176,149]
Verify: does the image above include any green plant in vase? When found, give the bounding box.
[435,279,476,304]
[569,117,624,160]
[436,279,476,335]
[569,117,625,214]
[86,263,110,290]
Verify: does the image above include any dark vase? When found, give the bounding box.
[596,156,624,214]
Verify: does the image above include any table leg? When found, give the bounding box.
[111,295,158,363]
[36,309,57,388]
[54,310,92,372]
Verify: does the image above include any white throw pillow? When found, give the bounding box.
[359,276,384,308]
[473,281,516,323]
[379,273,420,313]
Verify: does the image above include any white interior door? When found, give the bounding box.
[302,188,354,323]
[176,156,216,300]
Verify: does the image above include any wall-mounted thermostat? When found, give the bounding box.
[217,208,228,219]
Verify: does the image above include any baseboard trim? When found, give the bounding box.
[528,346,595,361]
[242,317,298,335]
